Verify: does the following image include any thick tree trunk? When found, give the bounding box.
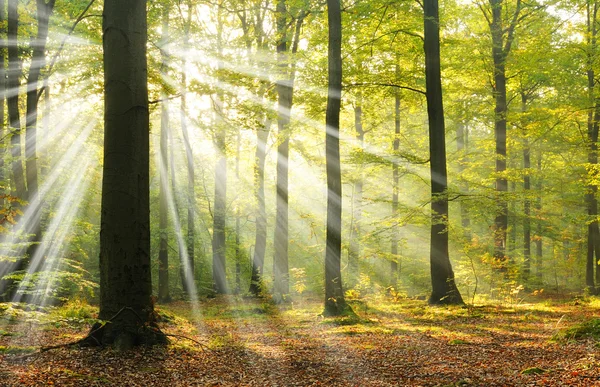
[0,0,5,195]
[324,0,349,316]
[157,2,170,303]
[97,0,164,347]
[424,0,463,305]
[586,1,599,292]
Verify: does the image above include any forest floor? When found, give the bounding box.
[0,293,600,386]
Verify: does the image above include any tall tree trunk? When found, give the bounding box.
[235,128,241,294]
[0,0,5,194]
[97,0,164,347]
[391,69,400,286]
[323,0,349,316]
[488,0,521,272]
[522,94,531,282]
[247,6,270,296]
[7,0,24,199]
[535,149,543,280]
[424,0,463,305]
[157,2,170,304]
[212,9,227,294]
[25,0,55,264]
[586,0,599,292]
[180,0,195,296]
[249,115,271,295]
[456,123,470,239]
[273,0,290,300]
[348,95,364,287]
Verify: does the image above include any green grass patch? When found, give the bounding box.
[553,318,600,341]
[520,367,547,375]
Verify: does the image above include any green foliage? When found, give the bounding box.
[553,318,600,342]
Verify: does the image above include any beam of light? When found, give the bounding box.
[0,122,94,282]
[11,157,95,306]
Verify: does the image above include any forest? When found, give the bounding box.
[1,0,600,385]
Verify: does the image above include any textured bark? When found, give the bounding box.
[324,0,349,316]
[157,2,170,304]
[424,0,463,305]
[98,0,164,347]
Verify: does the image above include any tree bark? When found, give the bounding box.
[324,0,349,316]
[535,149,543,280]
[424,0,463,305]
[98,0,164,347]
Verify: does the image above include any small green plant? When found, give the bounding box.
[290,267,307,296]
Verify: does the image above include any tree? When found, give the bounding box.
[481,0,522,271]
[424,0,463,305]
[96,0,165,347]
[324,0,349,316]
[157,0,171,304]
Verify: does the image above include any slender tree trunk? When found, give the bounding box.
[97,0,165,347]
[157,2,170,303]
[535,149,543,280]
[348,95,364,287]
[456,123,471,239]
[212,9,227,294]
[488,0,521,272]
[180,0,195,295]
[323,0,349,316]
[522,94,531,282]
[424,0,463,305]
[7,0,24,199]
[391,69,400,286]
[235,129,241,294]
[273,0,290,300]
[249,115,271,295]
